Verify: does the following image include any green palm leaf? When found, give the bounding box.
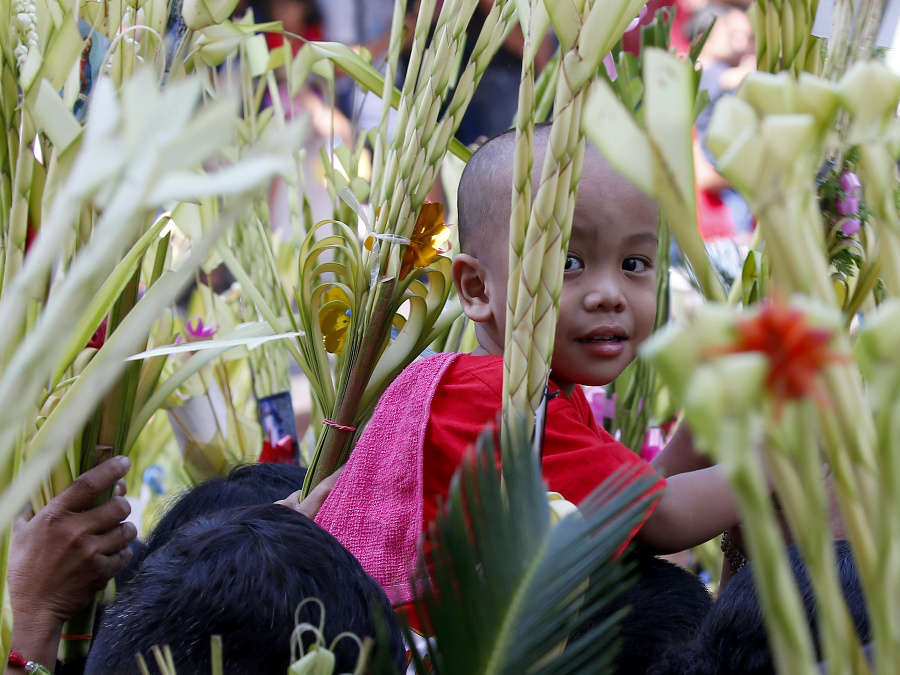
[405,423,659,674]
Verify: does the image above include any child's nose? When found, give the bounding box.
[583,279,626,312]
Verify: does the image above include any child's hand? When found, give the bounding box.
[8,456,137,631]
[276,467,343,520]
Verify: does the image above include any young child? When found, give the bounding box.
[315,124,744,606]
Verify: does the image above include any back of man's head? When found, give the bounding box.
[139,462,308,566]
[86,503,404,675]
[648,541,869,675]
[569,551,713,674]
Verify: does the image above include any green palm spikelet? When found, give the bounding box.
[301,0,521,494]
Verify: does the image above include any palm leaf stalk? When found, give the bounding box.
[0,35,297,660]
[0,0,298,655]
[643,301,870,675]
[225,43,294,410]
[407,419,660,674]
[601,9,679,453]
[500,0,542,448]
[241,212,293,400]
[749,0,822,76]
[704,69,900,672]
[764,402,871,675]
[58,237,171,661]
[299,0,519,495]
[638,34,900,672]
[822,0,885,82]
[503,0,651,439]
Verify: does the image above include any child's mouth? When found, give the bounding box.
[578,336,625,343]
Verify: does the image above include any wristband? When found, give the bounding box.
[8,651,52,675]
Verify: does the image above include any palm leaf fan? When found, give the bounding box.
[404,421,660,674]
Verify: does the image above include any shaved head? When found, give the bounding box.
[457,126,523,257]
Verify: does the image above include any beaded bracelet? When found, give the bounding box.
[8,651,52,675]
[721,530,748,572]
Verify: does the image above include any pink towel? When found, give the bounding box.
[315,352,461,605]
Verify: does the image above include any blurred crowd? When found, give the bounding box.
[237,0,759,280]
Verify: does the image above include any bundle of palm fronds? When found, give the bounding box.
[616,0,900,672]
[0,0,305,658]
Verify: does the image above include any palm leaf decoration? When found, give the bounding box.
[404,422,659,674]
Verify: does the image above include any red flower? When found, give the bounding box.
[87,318,108,350]
[721,298,845,412]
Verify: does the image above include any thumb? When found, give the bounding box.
[12,508,33,534]
[295,466,343,520]
[54,456,131,513]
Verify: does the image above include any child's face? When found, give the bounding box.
[549,160,659,395]
[457,148,659,395]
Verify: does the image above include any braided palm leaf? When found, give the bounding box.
[502,0,648,435]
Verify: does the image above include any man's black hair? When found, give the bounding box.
[86,503,404,675]
[649,541,870,675]
[137,462,308,568]
[569,550,713,674]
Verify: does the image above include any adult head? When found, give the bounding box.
[86,503,404,674]
[138,462,308,566]
[649,542,870,674]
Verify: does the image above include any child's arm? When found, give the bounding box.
[650,424,713,478]
[634,465,743,554]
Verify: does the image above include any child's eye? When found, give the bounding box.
[565,254,584,272]
[623,257,651,273]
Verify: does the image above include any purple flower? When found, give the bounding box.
[841,218,862,236]
[626,5,649,32]
[836,171,862,217]
[185,315,218,340]
[837,193,859,216]
[840,171,862,194]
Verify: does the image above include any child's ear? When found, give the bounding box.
[452,254,493,323]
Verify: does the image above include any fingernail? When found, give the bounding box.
[116,456,131,471]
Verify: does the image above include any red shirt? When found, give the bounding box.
[422,355,664,531]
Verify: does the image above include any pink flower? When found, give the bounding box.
[836,171,862,218]
[837,193,859,216]
[840,172,862,194]
[841,217,862,236]
[185,316,218,340]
